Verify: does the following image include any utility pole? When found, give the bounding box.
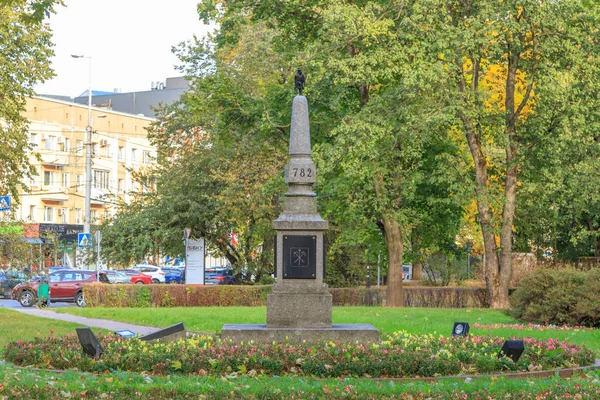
[72,54,92,266]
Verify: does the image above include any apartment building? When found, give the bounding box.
[13,96,156,267]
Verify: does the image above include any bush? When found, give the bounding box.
[84,284,491,308]
[509,268,600,327]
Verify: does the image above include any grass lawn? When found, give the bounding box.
[1,306,599,398]
[52,306,600,353]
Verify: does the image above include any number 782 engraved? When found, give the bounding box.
[286,163,316,183]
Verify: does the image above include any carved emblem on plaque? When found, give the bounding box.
[291,247,309,268]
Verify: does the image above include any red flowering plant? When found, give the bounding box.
[3,330,595,378]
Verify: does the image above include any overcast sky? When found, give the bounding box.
[34,0,213,98]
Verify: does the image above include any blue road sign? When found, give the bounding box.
[0,196,10,211]
[78,233,92,248]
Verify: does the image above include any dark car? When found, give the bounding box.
[162,267,182,284]
[204,267,235,285]
[0,270,27,298]
[11,269,108,307]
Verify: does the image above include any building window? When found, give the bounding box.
[118,146,124,161]
[61,173,69,188]
[93,170,110,189]
[44,206,54,222]
[92,143,99,156]
[75,208,82,224]
[29,205,36,221]
[64,138,71,152]
[76,174,82,191]
[118,179,125,193]
[45,135,56,151]
[30,133,37,146]
[76,140,83,156]
[59,207,68,223]
[131,148,137,162]
[143,150,151,164]
[43,171,55,186]
[90,210,98,222]
[104,142,111,157]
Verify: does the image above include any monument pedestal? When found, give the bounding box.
[221,324,379,344]
[267,282,332,328]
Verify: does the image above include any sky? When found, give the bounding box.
[34,0,213,98]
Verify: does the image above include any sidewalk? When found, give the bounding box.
[10,307,161,336]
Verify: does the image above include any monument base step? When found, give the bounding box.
[221,324,379,344]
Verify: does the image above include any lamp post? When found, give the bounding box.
[71,55,93,238]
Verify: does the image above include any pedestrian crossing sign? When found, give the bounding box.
[0,196,10,211]
[78,233,92,248]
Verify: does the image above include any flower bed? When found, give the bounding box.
[4,331,595,378]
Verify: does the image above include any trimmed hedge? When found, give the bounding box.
[84,284,272,308]
[509,268,600,327]
[84,284,490,308]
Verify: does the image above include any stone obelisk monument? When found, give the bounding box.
[267,93,331,328]
[221,72,378,343]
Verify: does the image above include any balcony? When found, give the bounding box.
[91,187,111,205]
[40,152,69,166]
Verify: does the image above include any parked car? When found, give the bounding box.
[11,270,108,307]
[162,267,182,284]
[119,269,153,284]
[0,270,27,298]
[205,267,235,285]
[100,270,131,284]
[48,266,73,274]
[131,265,165,283]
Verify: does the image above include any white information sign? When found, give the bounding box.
[185,238,205,284]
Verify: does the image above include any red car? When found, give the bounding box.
[11,269,107,308]
[119,269,153,285]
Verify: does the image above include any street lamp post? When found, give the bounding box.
[72,54,93,266]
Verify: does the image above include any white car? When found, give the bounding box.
[132,265,165,283]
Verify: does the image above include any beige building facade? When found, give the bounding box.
[14,96,156,267]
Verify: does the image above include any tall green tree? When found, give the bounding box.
[198,0,470,306]
[401,0,600,307]
[0,1,60,200]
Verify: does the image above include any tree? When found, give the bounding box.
[0,1,60,200]
[192,1,472,305]
[401,0,600,307]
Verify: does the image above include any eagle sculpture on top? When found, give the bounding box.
[294,67,306,95]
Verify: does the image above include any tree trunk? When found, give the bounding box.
[383,214,404,307]
[373,174,404,307]
[412,262,423,280]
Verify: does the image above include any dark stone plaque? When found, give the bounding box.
[283,235,316,279]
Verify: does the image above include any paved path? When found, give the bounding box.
[7,307,161,336]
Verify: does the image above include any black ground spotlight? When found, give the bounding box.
[498,340,524,362]
[76,327,104,358]
[452,322,470,337]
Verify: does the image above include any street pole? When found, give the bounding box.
[72,54,92,267]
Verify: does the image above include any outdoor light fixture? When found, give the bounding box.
[76,327,104,358]
[452,322,470,337]
[498,340,524,362]
[114,329,137,339]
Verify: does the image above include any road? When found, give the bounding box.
[0,298,75,309]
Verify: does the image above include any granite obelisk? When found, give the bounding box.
[267,94,332,328]
[221,81,378,343]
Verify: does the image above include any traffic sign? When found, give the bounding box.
[78,233,92,248]
[0,196,10,211]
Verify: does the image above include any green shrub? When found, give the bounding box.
[509,268,600,327]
